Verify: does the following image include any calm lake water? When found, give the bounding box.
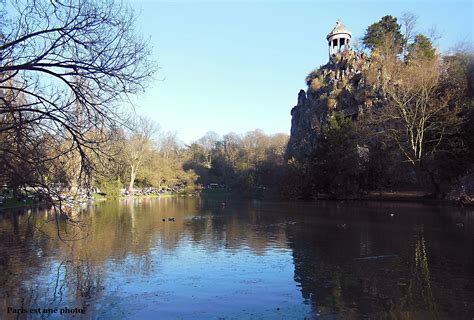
[0,197,473,319]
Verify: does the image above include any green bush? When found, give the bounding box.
[97,178,122,198]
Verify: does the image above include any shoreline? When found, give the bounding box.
[1,190,471,212]
[0,192,191,212]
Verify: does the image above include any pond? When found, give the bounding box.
[0,197,473,319]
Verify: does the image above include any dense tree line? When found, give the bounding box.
[60,126,288,198]
[91,119,199,197]
[184,130,289,197]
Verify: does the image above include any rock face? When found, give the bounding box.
[287,50,375,161]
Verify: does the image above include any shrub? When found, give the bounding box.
[97,178,122,198]
[310,78,323,91]
[327,98,337,109]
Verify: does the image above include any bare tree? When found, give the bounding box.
[124,116,158,192]
[0,0,155,201]
[197,131,220,168]
[367,52,467,194]
[401,12,418,61]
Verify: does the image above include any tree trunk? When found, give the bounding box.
[129,165,136,192]
[69,180,79,196]
[426,169,441,198]
[417,162,441,198]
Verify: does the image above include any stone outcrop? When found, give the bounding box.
[287,50,377,161]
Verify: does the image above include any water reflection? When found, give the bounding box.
[287,202,474,319]
[0,199,473,319]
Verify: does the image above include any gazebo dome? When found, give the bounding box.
[326,20,352,40]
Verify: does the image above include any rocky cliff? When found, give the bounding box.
[286,50,377,161]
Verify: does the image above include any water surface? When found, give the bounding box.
[0,197,473,319]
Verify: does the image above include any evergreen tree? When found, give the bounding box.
[408,34,436,60]
[363,15,403,53]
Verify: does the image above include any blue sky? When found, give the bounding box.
[129,0,473,143]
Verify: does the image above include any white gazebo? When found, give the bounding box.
[327,20,352,58]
